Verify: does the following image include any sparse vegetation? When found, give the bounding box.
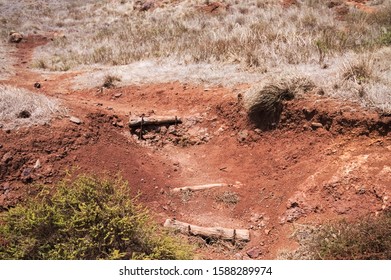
[102,74,121,88]
[1,0,390,111]
[0,0,387,69]
[0,174,194,260]
[0,85,65,129]
[244,76,315,129]
[342,57,375,84]
[215,191,240,205]
[281,212,391,260]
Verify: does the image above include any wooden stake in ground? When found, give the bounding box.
[164,219,250,242]
[171,183,228,193]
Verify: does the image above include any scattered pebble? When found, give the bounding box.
[69,116,82,124]
[34,159,41,169]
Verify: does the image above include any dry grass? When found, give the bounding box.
[280,211,391,260]
[0,84,66,129]
[0,42,15,80]
[9,0,387,69]
[215,191,240,205]
[342,57,375,84]
[244,76,315,129]
[1,0,391,112]
[102,74,121,88]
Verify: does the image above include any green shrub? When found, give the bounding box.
[0,175,193,260]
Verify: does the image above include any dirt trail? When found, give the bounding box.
[1,34,391,259]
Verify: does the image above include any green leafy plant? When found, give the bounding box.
[0,175,193,260]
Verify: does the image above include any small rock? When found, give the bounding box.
[234,253,243,260]
[167,126,178,135]
[1,151,13,163]
[0,124,3,129]
[22,168,32,177]
[311,122,323,129]
[143,133,156,140]
[250,213,263,223]
[34,159,41,169]
[21,168,34,183]
[69,116,82,124]
[9,31,23,43]
[116,121,124,128]
[238,130,249,142]
[284,207,305,223]
[264,229,271,235]
[114,93,122,98]
[160,126,168,134]
[34,82,41,89]
[0,144,3,149]
[246,247,261,259]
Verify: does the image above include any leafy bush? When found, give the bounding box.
[0,175,193,260]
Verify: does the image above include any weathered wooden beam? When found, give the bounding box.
[172,183,228,193]
[164,219,250,242]
[129,116,182,128]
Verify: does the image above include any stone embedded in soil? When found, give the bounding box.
[2,151,13,163]
[282,207,306,223]
[238,130,249,142]
[33,159,41,169]
[8,32,23,43]
[69,116,82,124]
[234,253,243,260]
[311,122,323,129]
[246,247,261,259]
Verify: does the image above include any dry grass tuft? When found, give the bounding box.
[215,191,240,205]
[342,57,375,84]
[102,74,121,88]
[0,84,66,129]
[280,211,391,260]
[244,76,315,130]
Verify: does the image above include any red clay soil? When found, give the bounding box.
[1,34,391,260]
